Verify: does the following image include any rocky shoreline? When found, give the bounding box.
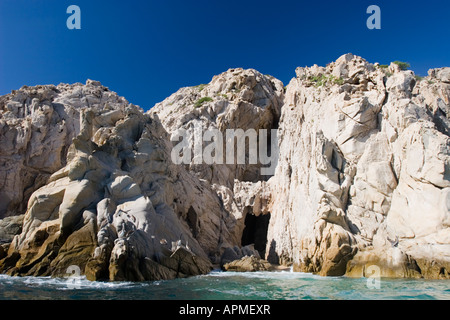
[0,54,449,281]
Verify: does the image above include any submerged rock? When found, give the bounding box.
[220,244,261,268]
[223,255,274,272]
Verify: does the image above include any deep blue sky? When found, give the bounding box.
[1,0,449,110]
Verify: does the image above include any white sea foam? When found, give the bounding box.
[206,270,323,281]
[0,274,146,290]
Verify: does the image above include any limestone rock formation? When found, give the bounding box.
[265,54,450,279]
[0,70,283,281]
[150,68,283,187]
[1,54,450,281]
[0,99,223,280]
[0,80,130,219]
[150,68,282,260]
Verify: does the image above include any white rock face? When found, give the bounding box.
[0,69,283,280]
[267,54,450,278]
[1,103,222,280]
[150,68,283,261]
[0,80,129,219]
[150,68,284,187]
[1,55,450,281]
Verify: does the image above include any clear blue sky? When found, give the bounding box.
[1,0,449,110]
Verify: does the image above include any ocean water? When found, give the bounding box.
[0,270,449,300]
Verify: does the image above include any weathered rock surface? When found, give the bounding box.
[0,80,130,219]
[0,215,24,242]
[220,244,261,267]
[0,101,221,280]
[1,55,450,281]
[223,255,274,272]
[265,54,450,279]
[0,70,284,281]
[150,67,283,188]
[150,68,282,260]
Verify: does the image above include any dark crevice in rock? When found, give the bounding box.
[241,210,270,258]
[186,206,198,238]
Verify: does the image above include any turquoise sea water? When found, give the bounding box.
[0,270,449,300]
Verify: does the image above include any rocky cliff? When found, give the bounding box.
[0,54,449,280]
[267,54,450,279]
[0,80,129,219]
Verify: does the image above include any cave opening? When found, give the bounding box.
[241,209,271,258]
[186,206,198,237]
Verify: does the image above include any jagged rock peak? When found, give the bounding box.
[150,67,284,188]
[0,79,132,120]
